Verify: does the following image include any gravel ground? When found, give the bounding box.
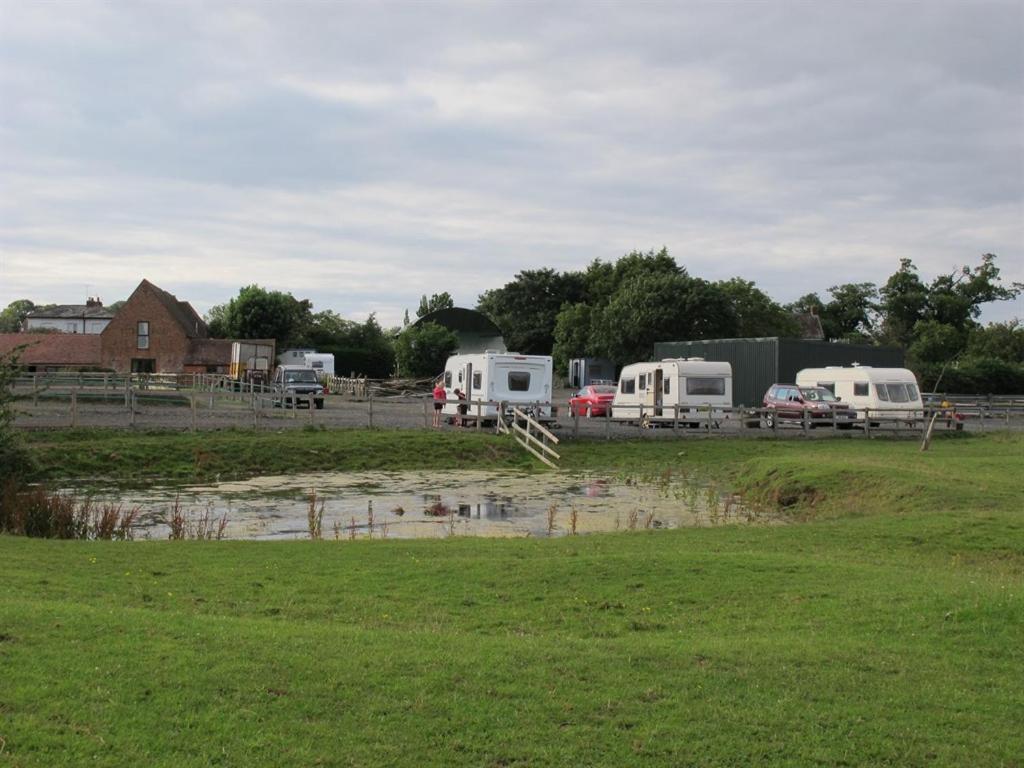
[14,386,1011,439]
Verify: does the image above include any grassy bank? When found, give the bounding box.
[2,432,1021,766]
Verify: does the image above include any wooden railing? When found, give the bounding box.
[499,407,560,468]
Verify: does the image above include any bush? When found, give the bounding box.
[917,356,1024,395]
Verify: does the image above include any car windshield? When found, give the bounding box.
[801,387,837,402]
[590,386,616,395]
[284,370,318,384]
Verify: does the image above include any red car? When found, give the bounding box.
[762,383,856,428]
[569,384,616,417]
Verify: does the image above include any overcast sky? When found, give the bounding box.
[1,1,1022,326]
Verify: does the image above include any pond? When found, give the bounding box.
[80,470,775,540]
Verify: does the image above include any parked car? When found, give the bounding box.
[272,365,326,409]
[762,384,855,428]
[569,384,616,417]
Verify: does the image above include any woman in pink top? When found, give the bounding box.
[432,380,446,427]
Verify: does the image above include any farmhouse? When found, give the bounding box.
[23,298,115,334]
[99,279,229,374]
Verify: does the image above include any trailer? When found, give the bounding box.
[795,366,923,423]
[567,357,615,388]
[612,358,733,425]
[303,352,335,377]
[442,351,553,423]
[230,340,276,387]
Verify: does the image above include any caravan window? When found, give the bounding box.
[875,384,890,401]
[507,372,530,392]
[444,371,452,388]
[620,377,636,395]
[663,378,671,395]
[685,377,725,396]
[472,372,482,391]
[880,383,912,403]
[853,382,869,397]
[638,374,647,390]
[907,383,920,401]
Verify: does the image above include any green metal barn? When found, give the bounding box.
[653,337,905,406]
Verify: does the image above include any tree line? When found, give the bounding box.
[1,251,1020,391]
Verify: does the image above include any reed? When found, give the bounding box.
[307,489,324,540]
[569,505,578,536]
[546,503,557,536]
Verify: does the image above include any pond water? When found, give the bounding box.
[81,470,774,540]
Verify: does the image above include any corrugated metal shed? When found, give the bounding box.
[653,338,904,406]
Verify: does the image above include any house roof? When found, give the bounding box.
[26,304,115,320]
[793,312,825,340]
[138,279,208,338]
[0,333,103,367]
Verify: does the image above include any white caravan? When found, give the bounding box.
[795,366,923,422]
[612,358,733,423]
[442,351,553,422]
[303,352,335,377]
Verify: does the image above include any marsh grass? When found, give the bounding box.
[162,495,227,541]
[0,483,139,540]
[546,503,557,536]
[569,505,578,536]
[306,489,325,540]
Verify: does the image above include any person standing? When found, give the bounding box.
[432,379,447,428]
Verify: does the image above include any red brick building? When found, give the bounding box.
[99,279,230,374]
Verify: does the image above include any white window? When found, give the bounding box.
[620,377,636,395]
[137,321,150,350]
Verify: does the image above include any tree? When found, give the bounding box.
[0,300,35,333]
[822,282,877,341]
[394,322,458,378]
[305,311,395,378]
[204,286,312,347]
[925,253,1021,328]
[715,278,799,338]
[965,321,1024,364]
[477,269,585,354]
[416,292,454,318]
[551,302,595,373]
[877,259,929,347]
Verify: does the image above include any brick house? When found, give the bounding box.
[99,280,229,374]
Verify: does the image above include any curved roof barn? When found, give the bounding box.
[413,307,506,354]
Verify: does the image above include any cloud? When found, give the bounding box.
[0,1,1020,327]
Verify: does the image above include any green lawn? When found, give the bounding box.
[2,432,1022,766]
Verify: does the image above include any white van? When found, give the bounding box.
[612,358,733,424]
[795,366,923,423]
[442,351,553,422]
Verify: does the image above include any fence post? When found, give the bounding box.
[191,391,197,433]
[802,407,809,437]
[129,391,136,427]
[33,373,38,406]
[672,403,678,434]
[70,390,77,428]
[309,396,314,424]
[476,399,481,431]
[864,409,871,438]
[706,403,712,434]
[605,407,611,441]
[638,405,644,436]
[368,390,374,428]
[573,403,579,438]
[424,397,430,428]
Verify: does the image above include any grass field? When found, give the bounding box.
[1,432,1022,766]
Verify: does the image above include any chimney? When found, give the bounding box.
[86,296,103,307]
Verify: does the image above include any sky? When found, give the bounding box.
[1,0,1022,327]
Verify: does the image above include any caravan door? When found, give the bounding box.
[653,368,663,416]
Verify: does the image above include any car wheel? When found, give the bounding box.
[764,411,775,429]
